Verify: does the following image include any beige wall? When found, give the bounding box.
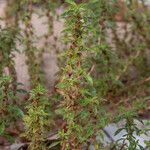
[0,1,150,90]
[0,1,64,90]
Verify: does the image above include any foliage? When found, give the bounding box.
[56,1,101,149]
[0,27,18,88]
[0,76,23,139]
[114,106,145,150]
[23,84,52,150]
[0,0,150,150]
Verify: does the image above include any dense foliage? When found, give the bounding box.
[0,0,150,149]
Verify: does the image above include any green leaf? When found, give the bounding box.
[8,105,24,118]
[114,128,125,136]
[138,145,144,150]
[79,110,89,120]
[79,97,97,106]
[56,83,66,89]
[85,75,93,86]
[0,122,5,135]
[86,125,94,138]
[65,0,76,5]
[49,141,60,149]
[17,89,28,94]
[61,9,75,17]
